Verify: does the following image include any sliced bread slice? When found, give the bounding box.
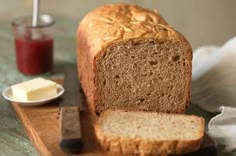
[95,110,205,156]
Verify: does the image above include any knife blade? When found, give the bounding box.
[59,66,83,153]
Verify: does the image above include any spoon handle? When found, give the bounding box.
[32,0,40,26]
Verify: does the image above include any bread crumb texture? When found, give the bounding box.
[95,110,204,156]
[77,3,192,114]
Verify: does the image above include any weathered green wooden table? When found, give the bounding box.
[0,16,235,156]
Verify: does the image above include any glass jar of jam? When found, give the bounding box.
[11,15,55,75]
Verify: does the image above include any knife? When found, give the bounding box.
[59,66,83,153]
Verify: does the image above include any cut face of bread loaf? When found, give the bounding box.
[77,3,192,115]
[95,110,205,156]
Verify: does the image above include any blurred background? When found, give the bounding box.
[1,0,236,50]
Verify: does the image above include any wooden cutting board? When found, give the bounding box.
[11,80,217,156]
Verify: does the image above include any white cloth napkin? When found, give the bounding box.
[191,37,236,152]
[208,106,236,152]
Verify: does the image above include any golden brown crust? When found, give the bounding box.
[94,110,205,156]
[77,3,192,115]
[78,3,168,56]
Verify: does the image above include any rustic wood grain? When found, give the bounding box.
[11,80,113,156]
[12,101,62,156]
[59,66,83,152]
[11,101,217,156]
[60,106,82,140]
[60,106,83,152]
[10,80,216,156]
[11,97,110,156]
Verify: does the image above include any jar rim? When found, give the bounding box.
[11,14,55,28]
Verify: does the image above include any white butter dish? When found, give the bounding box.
[2,84,64,106]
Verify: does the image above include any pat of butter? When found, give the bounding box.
[11,78,57,101]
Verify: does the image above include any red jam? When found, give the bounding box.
[15,34,53,75]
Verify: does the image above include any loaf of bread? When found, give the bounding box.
[95,110,205,156]
[77,3,192,115]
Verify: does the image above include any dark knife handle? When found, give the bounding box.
[59,106,83,153]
